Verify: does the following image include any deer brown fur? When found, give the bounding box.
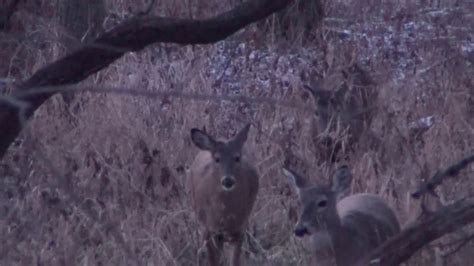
[283,166,400,266]
[187,124,259,266]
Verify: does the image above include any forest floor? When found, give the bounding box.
[1,0,473,265]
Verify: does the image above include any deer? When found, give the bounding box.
[303,63,379,163]
[282,165,400,266]
[187,123,259,266]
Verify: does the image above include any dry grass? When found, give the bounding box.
[1,0,474,265]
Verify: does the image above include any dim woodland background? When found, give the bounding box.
[0,0,473,265]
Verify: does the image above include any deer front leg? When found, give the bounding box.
[204,231,223,266]
[229,232,244,266]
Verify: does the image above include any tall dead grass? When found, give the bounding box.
[1,0,473,265]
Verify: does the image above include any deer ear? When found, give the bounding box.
[283,167,308,196]
[331,165,353,199]
[191,128,216,151]
[231,123,251,149]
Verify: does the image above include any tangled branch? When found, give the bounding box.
[412,153,474,199]
[0,0,294,159]
[358,198,474,266]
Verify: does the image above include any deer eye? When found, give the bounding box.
[317,200,327,208]
[214,157,220,163]
[234,156,240,162]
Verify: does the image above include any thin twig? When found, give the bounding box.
[10,84,318,114]
[415,55,458,77]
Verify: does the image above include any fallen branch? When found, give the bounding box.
[0,0,294,159]
[412,153,474,199]
[357,197,474,266]
[439,232,474,258]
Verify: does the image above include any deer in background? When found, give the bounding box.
[283,165,400,266]
[187,124,259,266]
[303,63,379,163]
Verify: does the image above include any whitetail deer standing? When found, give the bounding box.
[187,124,259,266]
[283,166,400,266]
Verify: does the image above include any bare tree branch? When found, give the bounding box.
[11,84,317,113]
[355,154,474,265]
[439,232,474,258]
[412,153,474,199]
[0,0,294,159]
[357,198,474,266]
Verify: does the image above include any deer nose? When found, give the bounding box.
[294,225,309,237]
[221,177,235,190]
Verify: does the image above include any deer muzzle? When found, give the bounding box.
[221,176,236,191]
[294,224,309,237]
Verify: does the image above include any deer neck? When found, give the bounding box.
[325,211,354,262]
